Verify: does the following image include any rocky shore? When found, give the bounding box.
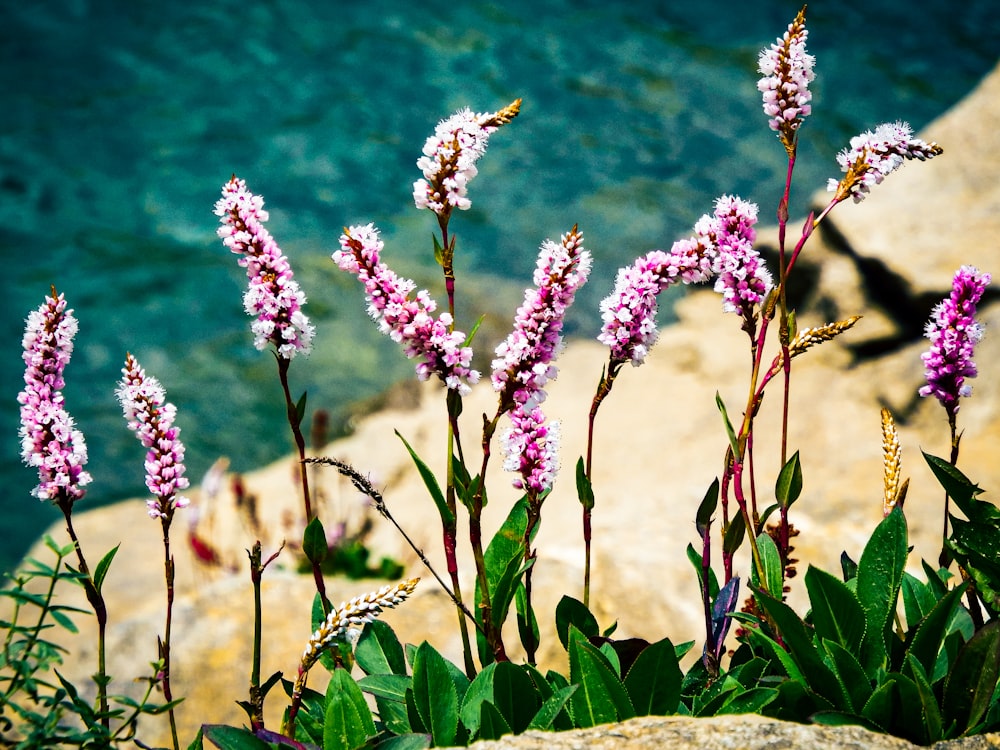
[14,61,1000,748]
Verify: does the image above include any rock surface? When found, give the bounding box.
[12,61,1000,749]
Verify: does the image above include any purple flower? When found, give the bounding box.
[707,195,771,317]
[918,265,991,417]
[215,177,315,359]
[757,7,815,149]
[333,223,480,396]
[413,100,521,219]
[827,121,943,204]
[491,226,592,410]
[117,353,190,519]
[17,289,92,504]
[500,405,560,495]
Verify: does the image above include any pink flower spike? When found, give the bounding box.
[333,224,480,396]
[215,177,315,359]
[500,405,560,496]
[598,227,716,367]
[491,226,592,411]
[413,99,521,220]
[757,6,815,152]
[17,288,92,505]
[919,266,991,418]
[117,353,190,520]
[707,195,771,318]
[827,121,943,204]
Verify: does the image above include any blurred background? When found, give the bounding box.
[2,0,997,572]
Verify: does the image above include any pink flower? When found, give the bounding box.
[827,121,943,204]
[491,226,592,410]
[117,353,190,519]
[757,7,815,149]
[500,406,560,495]
[413,100,521,219]
[17,289,91,504]
[919,266,991,417]
[707,195,771,317]
[333,224,480,396]
[215,177,315,359]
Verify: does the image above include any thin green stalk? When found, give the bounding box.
[276,355,328,612]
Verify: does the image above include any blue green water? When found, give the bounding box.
[2,0,997,571]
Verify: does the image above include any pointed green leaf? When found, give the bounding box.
[695,478,719,537]
[923,451,986,521]
[396,430,453,525]
[555,596,599,651]
[373,735,431,750]
[490,662,538,734]
[622,637,682,716]
[757,532,784,600]
[856,508,908,674]
[575,457,595,510]
[356,620,407,676]
[805,566,866,652]
[901,572,938,628]
[295,390,308,426]
[567,625,636,728]
[93,544,120,594]
[325,668,376,750]
[907,583,967,678]
[715,391,739,456]
[723,513,746,557]
[943,620,1000,734]
[527,684,577,730]
[477,700,513,741]
[459,662,497,736]
[411,642,459,746]
[904,655,943,743]
[821,639,872,713]
[516,583,539,659]
[358,674,412,702]
[303,517,329,565]
[201,725,271,750]
[717,687,778,715]
[775,451,802,509]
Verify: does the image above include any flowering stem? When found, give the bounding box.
[276,355,328,611]
[160,517,179,750]
[57,497,109,730]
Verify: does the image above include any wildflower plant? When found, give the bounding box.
[8,6,1000,749]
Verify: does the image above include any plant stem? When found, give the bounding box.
[57,497,109,730]
[160,517,179,750]
[276,355,328,612]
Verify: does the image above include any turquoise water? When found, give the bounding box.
[2,1,997,571]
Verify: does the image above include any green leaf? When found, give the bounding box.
[749,585,842,707]
[324,668,377,750]
[463,314,485,347]
[490,662,539,733]
[821,639,873,713]
[93,544,119,594]
[906,583,967,678]
[805,566,866,653]
[757,532,784,600]
[527,684,577,730]
[922,451,986,521]
[295,390,308,426]
[567,625,635,728]
[856,508,908,675]
[358,674,412,702]
[201,725,271,750]
[622,637,682,716]
[48,607,79,634]
[901,572,938,628]
[396,430,453,525]
[555,596,599,651]
[715,391,739,457]
[356,620,407,676]
[303,517,329,565]
[373,735,431,750]
[943,620,1000,734]
[775,451,802,509]
[411,642,459,747]
[186,727,205,750]
[575,457,595,510]
[695,478,719,537]
[477,700,513,741]
[459,663,497,736]
[516,583,539,660]
[432,232,445,267]
[723,513,746,557]
[717,687,778,715]
[904,654,943,743]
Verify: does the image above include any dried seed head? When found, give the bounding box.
[767,315,862,378]
[881,408,904,516]
[301,578,420,670]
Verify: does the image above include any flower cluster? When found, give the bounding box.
[301,578,420,669]
[827,121,943,204]
[757,6,815,149]
[918,265,991,417]
[333,224,479,395]
[500,406,561,496]
[17,289,92,504]
[215,177,315,359]
[491,227,592,410]
[413,99,521,218]
[707,195,770,317]
[117,353,190,519]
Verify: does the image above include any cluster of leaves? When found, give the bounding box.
[0,537,176,748]
[196,453,1000,749]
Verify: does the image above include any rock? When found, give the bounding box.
[10,58,1000,750]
